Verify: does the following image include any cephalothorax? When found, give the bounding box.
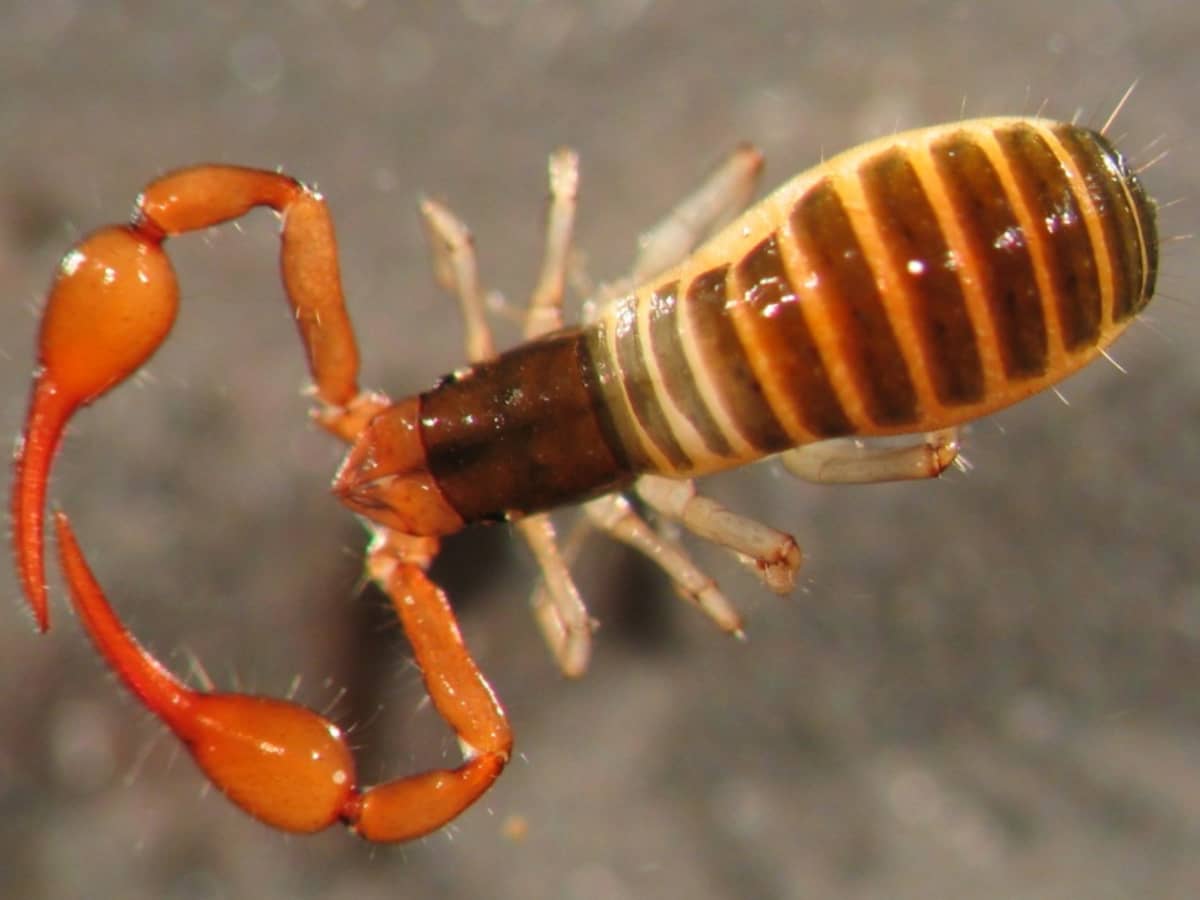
[11,116,1156,841]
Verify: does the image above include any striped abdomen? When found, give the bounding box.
[419,117,1157,523]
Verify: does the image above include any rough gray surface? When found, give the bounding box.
[1,2,1198,898]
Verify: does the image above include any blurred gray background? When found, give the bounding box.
[1,2,1198,898]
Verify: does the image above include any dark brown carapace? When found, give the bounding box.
[11,117,1156,842]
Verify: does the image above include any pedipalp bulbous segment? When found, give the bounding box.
[53,512,359,834]
[14,224,180,630]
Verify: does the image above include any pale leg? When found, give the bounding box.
[781,429,960,484]
[420,196,496,361]
[635,474,801,595]
[582,494,744,636]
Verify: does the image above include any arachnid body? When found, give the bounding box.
[11,116,1157,842]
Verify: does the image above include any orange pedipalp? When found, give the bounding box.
[13,226,179,629]
[12,167,362,631]
[52,509,511,841]
[18,164,512,842]
[53,511,359,835]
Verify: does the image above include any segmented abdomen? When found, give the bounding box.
[584,117,1158,478]
[418,117,1157,524]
